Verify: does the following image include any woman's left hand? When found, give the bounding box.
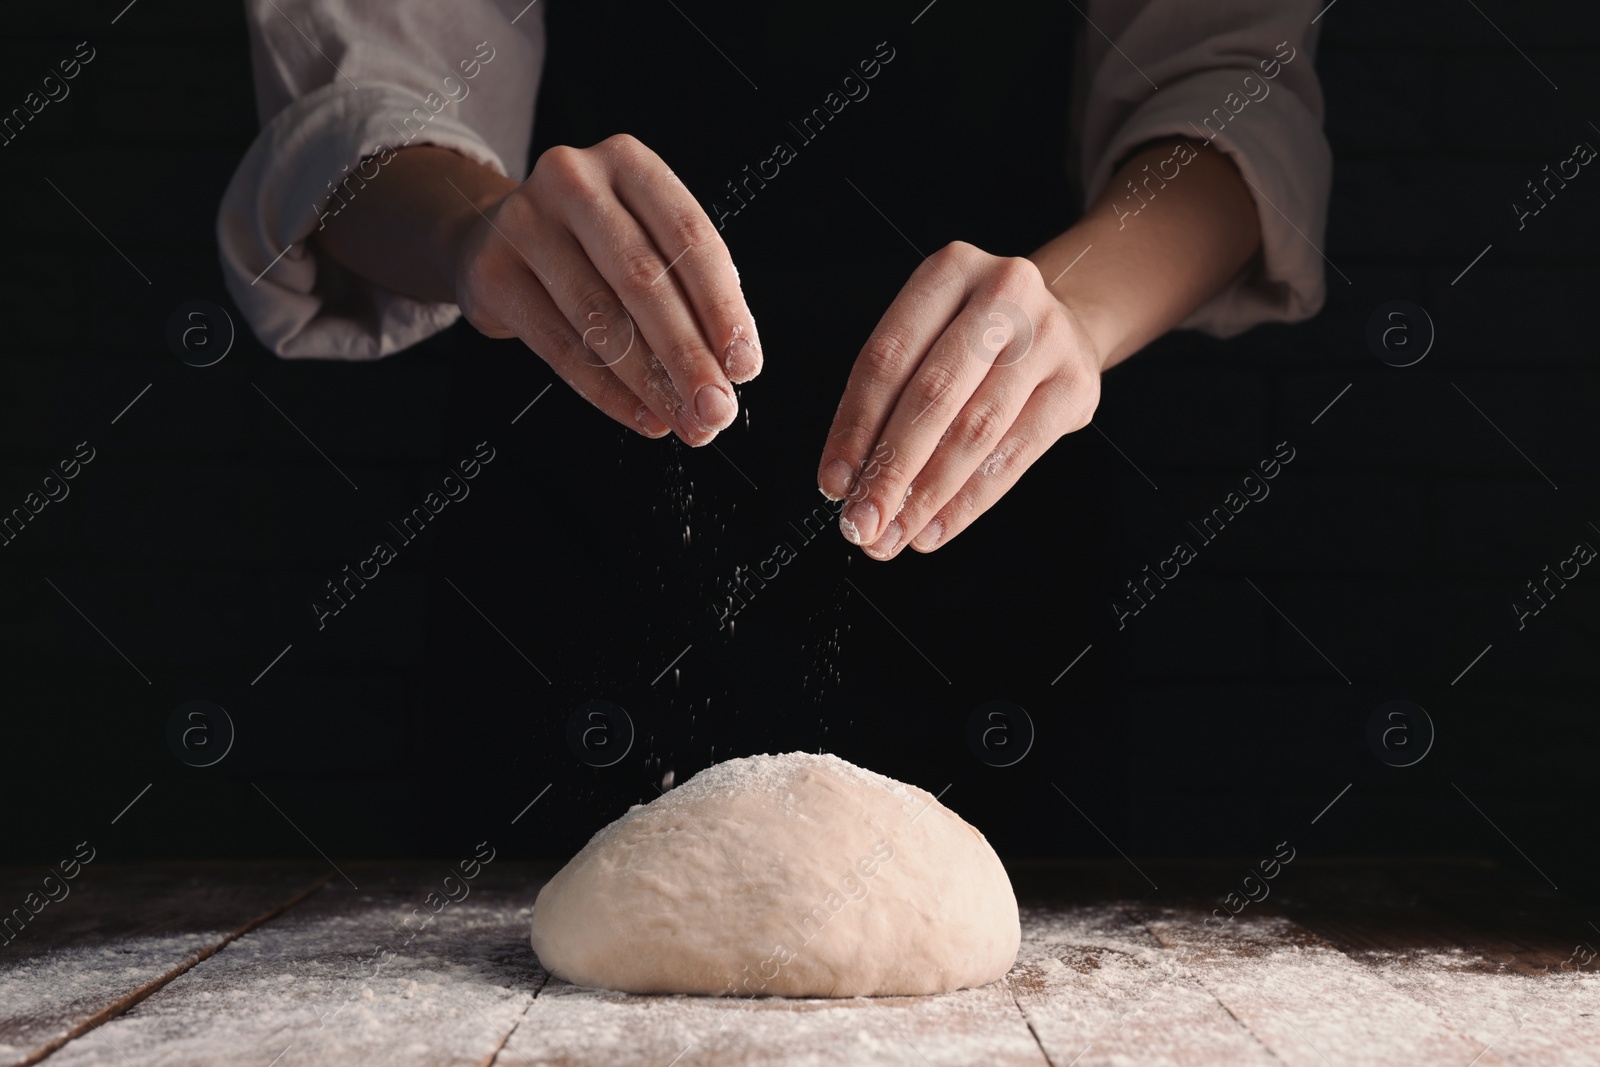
[816,241,1103,559]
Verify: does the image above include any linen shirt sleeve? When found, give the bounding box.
[217,0,546,360]
[1077,0,1333,337]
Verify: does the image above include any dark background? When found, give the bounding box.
[2,1,1596,900]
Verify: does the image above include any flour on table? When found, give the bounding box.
[529,751,1019,997]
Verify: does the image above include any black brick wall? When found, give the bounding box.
[1,0,1595,900]
[1096,2,1600,889]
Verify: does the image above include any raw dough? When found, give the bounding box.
[529,751,1019,997]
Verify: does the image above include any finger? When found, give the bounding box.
[492,262,672,439]
[816,243,976,510]
[860,355,1039,561]
[862,291,1056,558]
[528,221,710,444]
[609,139,763,383]
[904,376,1097,555]
[570,202,738,435]
[545,146,738,436]
[845,274,1046,551]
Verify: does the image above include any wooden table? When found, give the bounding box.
[1,859,1593,1066]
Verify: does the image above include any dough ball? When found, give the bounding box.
[529,751,1019,997]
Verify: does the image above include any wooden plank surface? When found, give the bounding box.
[1271,860,1579,973]
[1009,902,1279,1067]
[0,862,329,1067]
[502,975,1048,1067]
[24,865,548,1067]
[1132,902,1497,1067]
[2,859,1594,1067]
[1269,862,1600,1066]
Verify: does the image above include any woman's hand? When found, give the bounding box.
[816,242,1102,559]
[315,139,761,445]
[451,134,761,444]
[814,136,1265,560]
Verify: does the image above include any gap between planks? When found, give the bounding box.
[477,972,550,1067]
[12,872,334,1067]
[1123,898,1496,1066]
[1121,902,1284,1067]
[1007,984,1057,1067]
[1008,900,1281,1067]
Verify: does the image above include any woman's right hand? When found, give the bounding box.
[451,134,762,444]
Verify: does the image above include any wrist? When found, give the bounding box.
[1027,217,1135,374]
[1053,289,1121,374]
[1028,243,1122,373]
[438,196,487,300]
[437,172,517,300]
[310,145,520,305]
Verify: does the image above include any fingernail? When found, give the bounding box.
[866,520,903,559]
[673,405,709,442]
[820,459,853,501]
[912,518,943,551]
[694,384,735,430]
[724,336,762,382]
[635,405,670,437]
[841,499,879,545]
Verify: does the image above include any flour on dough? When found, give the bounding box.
[529,751,1019,997]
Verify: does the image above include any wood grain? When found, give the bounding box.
[1270,861,1600,1066]
[3,859,1594,1067]
[0,862,329,1067]
[22,864,549,1067]
[1130,901,1501,1067]
[1009,902,1278,1066]
[502,975,1049,1067]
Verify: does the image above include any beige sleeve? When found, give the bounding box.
[1078,0,1334,337]
[217,0,546,359]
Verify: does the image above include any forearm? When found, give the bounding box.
[1031,137,1261,371]
[313,146,518,304]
